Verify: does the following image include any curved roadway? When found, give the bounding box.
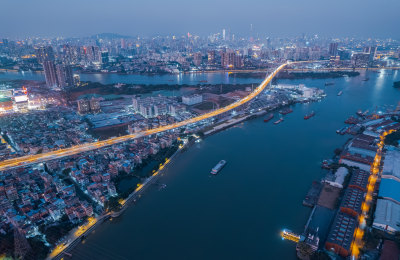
[0,62,289,171]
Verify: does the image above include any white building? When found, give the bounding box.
[381,149,400,180]
[373,199,400,234]
[325,167,349,189]
[182,94,202,105]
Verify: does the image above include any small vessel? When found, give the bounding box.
[263,113,274,122]
[304,111,315,120]
[325,82,335,86]
[274,118,284,125]
[362,78,370,81]
[345,116,359,124]
[211,160,226,175]
[336,126,349,135]
[281,229,301,242]
[279,108,293,115]
[321,160,333,169]
[337,91,343,96]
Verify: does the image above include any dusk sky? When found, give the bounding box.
[1,0,399,39]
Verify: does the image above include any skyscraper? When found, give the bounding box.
[121,38,126,49]
[56,64,74,88]
[36,46,55,64]
[222,29,226,41]
[43,60,58,87]
[207,51,216,65]
[221,50,242,69]
[363,46,377,62]
[329,43,338,56]
[101,51,109,65]
[193,52,202,66]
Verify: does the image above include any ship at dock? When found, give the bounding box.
[263,114,274,122]
[274,118,284,125]
[337,91,343,96]
[211,160,226,175]
[325,82,335,86]
[304,111,315,120]
[279,108,293,115]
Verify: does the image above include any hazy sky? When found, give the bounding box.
[1,0,399,39]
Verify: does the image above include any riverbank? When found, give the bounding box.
[65,70,400,260]
[48,139,190,260]
[230,71,361,80]
[286,111,400,259]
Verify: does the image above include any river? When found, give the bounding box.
[56,69,399,260]
[3,69,400,259]
[0,71,261,85]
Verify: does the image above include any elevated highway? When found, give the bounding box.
[0,62,289,172]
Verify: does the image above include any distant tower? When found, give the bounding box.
[35,46,55,64]
[13,228,32,259]
[222,29,226,41]
[364,46,377,62]
[329,43,338,56]
[250,24,254,42]
[121,38,126,49]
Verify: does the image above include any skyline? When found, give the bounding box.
[1,1,400,259]
[1,0,400,39]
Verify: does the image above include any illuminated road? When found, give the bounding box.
[351,129,395,258]
[0,63,289,171]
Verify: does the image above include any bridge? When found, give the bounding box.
[0,62,290,172]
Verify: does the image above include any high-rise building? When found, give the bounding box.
[86,46,101,63]
[101,51,109,65]
[207,51,216,65]
[77,99,90,114]
[121,38,126,49]
[221,50,243,69]
[77,98,100,114]
[43,60,58,87]
[363,46,377,62]
[351,53,370,67]
[193,52,202,66]
[222,29,226,41]
[56,65,74,88]
[89,98,101,113]
[36,46,55,64]
[329,43,338,56]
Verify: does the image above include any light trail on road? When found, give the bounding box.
[0,63,291,172]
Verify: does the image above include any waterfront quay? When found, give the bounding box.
[283,111,400,259]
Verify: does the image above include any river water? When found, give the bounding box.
[63,70,400,260]
[0,71,260,85]
[3,70,400,259]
